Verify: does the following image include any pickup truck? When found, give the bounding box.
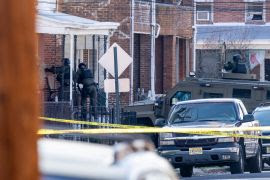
[156,98,262,177]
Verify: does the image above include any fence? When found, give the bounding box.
[42,102,141,144]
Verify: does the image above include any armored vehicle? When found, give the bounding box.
[125,76,270,127]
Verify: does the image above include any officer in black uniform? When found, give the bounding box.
[76,63,97,120]
[45,58,70,101]
[224,54,247,74]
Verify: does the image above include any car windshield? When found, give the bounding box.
[168,102,237,124]
[253,110,270,126]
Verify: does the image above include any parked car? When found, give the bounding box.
[156,98,262,177]
[253,104,270,167]
[39,138,178,180]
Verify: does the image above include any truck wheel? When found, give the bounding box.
[248,145,262,173]
[180,166,193,177]
[230,146,244,174]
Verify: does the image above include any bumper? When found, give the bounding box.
[158,143,240,167]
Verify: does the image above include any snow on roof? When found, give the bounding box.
[36,10,119,35]
[196,25,270,48]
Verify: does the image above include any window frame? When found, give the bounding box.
[196,3,213,22]
[245,2,265,22]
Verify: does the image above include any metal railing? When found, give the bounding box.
[42,102,139,144]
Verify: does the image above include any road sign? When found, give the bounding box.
[98,43,133,77]
[104,78,130,93]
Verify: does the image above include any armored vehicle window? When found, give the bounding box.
[171,91,191,105]
[232,89,251,99]
[203,92,223,98]
[267,91,270,100]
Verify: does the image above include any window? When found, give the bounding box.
[168,102,237,124]
[254,110,270,126]
[232,89,251,99]
[171,91,191,105]
[246,2,264,21]
[267,91,270,99]
[203,92,223,98]
[196,4,212,21]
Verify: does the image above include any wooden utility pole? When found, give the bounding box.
[0,0,39,179]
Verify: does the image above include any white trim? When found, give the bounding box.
[197,11,210,21]
[36,12,119,35]
[244,0,265,2]
[195,0,213,2]
[196,22,270,26]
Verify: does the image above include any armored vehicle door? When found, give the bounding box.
[164,87,194,118]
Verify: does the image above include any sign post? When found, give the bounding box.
[113,46,120,123]
[99,43,133,124]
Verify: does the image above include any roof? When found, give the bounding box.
[183,77,270,87]
[176,98,241,105]
[36,11,119,35]
[254,106,270,112]
[196,25,270,49]
[254,103,270,112]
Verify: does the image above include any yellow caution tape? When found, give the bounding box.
[40,117,270,139]
[40,117,149,129]
[38,127,270,139]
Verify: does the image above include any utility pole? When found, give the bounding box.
[150,0,156,100]
[0,0,39,179]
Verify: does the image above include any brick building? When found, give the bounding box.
[58,0,194,104]
[195,0,270,81]
[37,0,119,108]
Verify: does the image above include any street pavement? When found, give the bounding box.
[180,167,270,180]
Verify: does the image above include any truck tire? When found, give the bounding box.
[248,145,262,173]
[180,165,193,177]
[230,146,245,174]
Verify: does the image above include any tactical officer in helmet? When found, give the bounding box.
[224,54,247,74]
[45,58,70,101]
[76,63,97,120]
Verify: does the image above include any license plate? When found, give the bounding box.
[189,147,203,155]
[267,147,270,153]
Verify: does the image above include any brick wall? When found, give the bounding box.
[57,0,193,104]
[163,36,176,93]
[214,0,245,23]
[155,36,164,94]
[134,1,193,38]
[38,34,64,101]
[195,0,270,24]
[266,1,270,22]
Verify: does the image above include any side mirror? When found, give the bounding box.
[154,118,166,127]
[243,114,255,122]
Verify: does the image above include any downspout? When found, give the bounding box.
[193,2,197,72]
[105,31,113,108]
[69,34,74,106]
[150,0,156,100]
[130,0,135,104]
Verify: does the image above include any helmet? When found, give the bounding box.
[78,63,87,69]
[233,54,241,63]
[63,58,70,66]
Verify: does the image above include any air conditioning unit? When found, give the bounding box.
[246,12,263,21]
[197,11,210,21]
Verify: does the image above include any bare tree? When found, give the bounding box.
[197,27,252,78]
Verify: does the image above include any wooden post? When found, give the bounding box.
[0,0,39,179]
